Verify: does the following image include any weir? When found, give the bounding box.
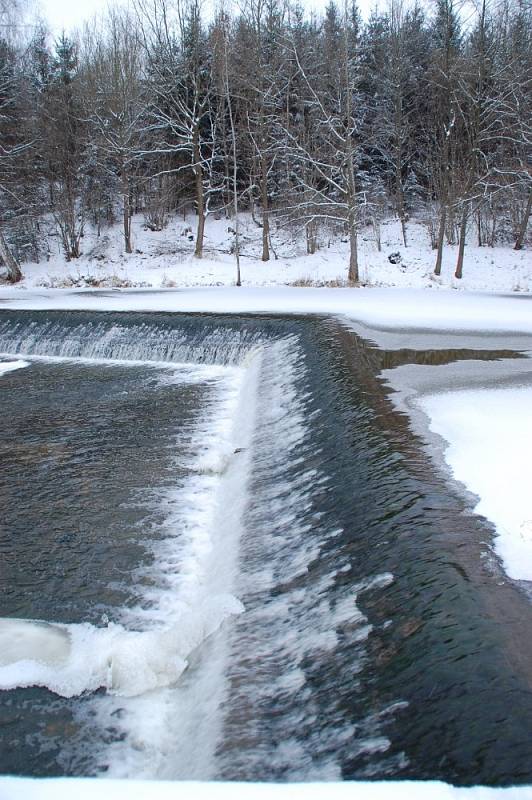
[0,311,272,367]
[1,310,532,785]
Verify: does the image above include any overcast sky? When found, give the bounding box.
[39,0,381,35]
[39,0,125,33]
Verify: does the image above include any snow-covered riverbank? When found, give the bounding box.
[3,215,530,295]
[419,388,532,583]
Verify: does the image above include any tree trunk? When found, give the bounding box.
[347,200,359,283]
[260,154,270,262]
[400,213,407,248]
[373,217,381,252]
[122,172,132,254]
[396,152,407,247]
[123,195,132,254]
[514,189,532,251]
[0,228,22,283]
[306,219,317,255]
[226,71,241,286]
[455,203,468,280]
[193,130,205,259]
[434,206,446,276]
[233,182,241,287]
[343,18,358,285]
[221,114,231,215]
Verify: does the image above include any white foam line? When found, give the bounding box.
[2,777,531,800]
[83,351,263,779]
[0,350,229,379]
[0,358,29,375]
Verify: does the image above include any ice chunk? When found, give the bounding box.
[0,594,244,698]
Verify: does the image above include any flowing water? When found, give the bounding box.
[0,310,532,785]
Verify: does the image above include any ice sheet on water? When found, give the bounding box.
[3,776,532,800]
[419,386,532,582]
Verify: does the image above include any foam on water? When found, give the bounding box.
[0,351,228,385]
[215,337,401,781]
[0,324,263,776]
[70,347,265,779]
[0,356,251,709]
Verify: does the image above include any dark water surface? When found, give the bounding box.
[0,310,531,784]
[0,360,204,622]
[0,357,211,774]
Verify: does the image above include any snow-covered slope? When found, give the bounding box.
[5,214,530,294]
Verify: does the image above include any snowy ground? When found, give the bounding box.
[2,777,532,800]
[4,213,530,293]
[1,231,532,797]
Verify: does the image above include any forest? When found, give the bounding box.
[0,0,530,284]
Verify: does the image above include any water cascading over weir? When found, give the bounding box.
[1,309,532,785]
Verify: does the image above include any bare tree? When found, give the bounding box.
[0,31,25,280]
[212,9,241,284]
[284,0,363,281]
[136,0,218,259]
[38,34,87,260]
[427,0,463,276]
[82,9,144,253]
[234,0,290,262]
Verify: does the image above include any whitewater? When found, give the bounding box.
[0,314,391,782]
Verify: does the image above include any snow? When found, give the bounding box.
[380,352,532,586]
[419,387,532,582]
[4,214,530,294]
[2,777,532,800]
